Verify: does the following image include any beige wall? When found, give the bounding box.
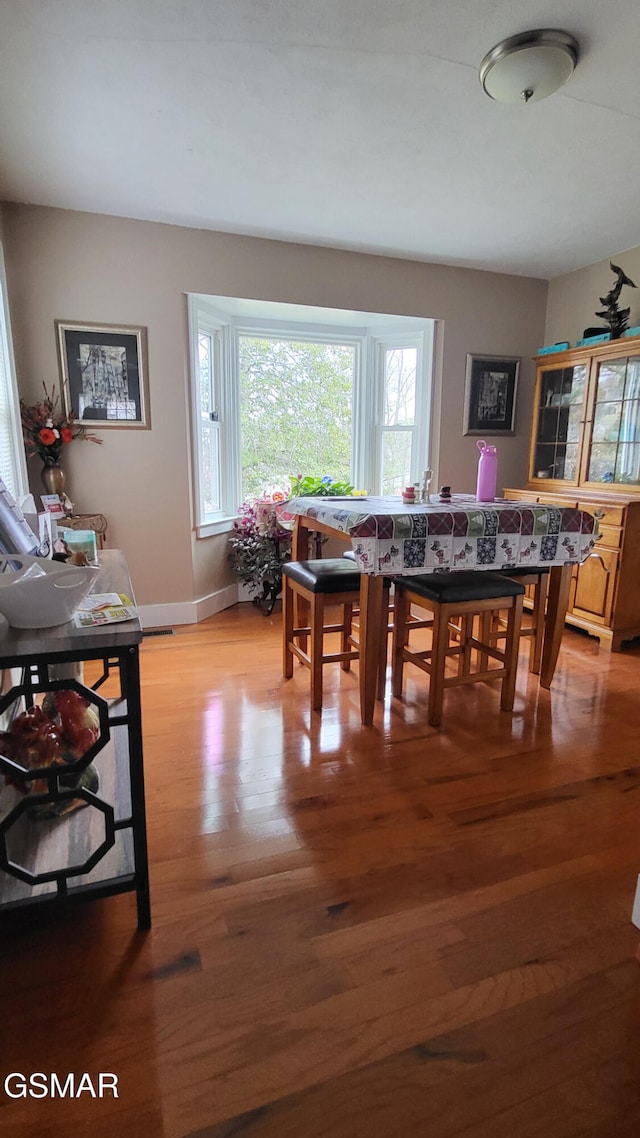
[545,246,640,346]
[2,204,547,615]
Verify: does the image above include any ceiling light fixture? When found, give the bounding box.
[479,28,579,105]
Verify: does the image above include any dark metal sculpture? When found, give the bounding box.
[583,262,637,340]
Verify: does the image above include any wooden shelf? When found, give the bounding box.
[0,725,133,905]
[0,551,150,928]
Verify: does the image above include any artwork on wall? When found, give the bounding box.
[463,354,519,436]
[56,322,150,429]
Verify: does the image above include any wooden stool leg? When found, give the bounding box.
[478,611,495,674]
[500,595,523,712]
[342,602,353,672]
[428,605,448,727]
[458,613,474,676]
[310,593,325,712]
[391,588,409,698]
[292,518,310,655]
[283,576,295,679]
[529,574,548,674]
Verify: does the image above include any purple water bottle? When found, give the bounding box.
[476,439,497,502]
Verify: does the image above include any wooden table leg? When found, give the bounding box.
[291,518,310,654]
[359,574,385,725]
[540,563,572,689]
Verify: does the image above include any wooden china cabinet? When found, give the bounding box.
[504,334,640,651]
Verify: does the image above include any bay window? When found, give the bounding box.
[189,295,435,536]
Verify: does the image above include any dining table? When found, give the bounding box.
[277,493,599,726]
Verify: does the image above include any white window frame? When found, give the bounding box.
[188,296,436,537]
[369,329,433,495]
[0,244,28,502]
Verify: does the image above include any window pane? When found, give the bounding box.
[201,423,221,514]
[592,401,621,442]
[566,406,582,443]
[566,364,588,404]
[238,337,354,499]
[0,272,24,499]
[620,400,640,442]
[384,347,416,426]
[198,332,212,416]
[381,429,412,495]
[624,357,640,401]
[596,360,626,402]
[615,443,640,484]
[562,444,579,480]
[588,442,617,482]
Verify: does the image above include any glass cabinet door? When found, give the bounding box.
[585,355,640,486]
[532,363,588,482]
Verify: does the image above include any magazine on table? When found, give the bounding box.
[73,592,137,627]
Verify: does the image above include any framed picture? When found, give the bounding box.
[463,354,519,436]
[56,321,150,429]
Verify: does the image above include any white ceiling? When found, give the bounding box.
[1,1,639,279]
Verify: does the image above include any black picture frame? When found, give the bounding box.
[463,354,519,436]
[56,321,150,429]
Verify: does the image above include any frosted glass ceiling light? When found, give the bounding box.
[479,29,579,104]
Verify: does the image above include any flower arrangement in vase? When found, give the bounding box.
[20,383,102,495]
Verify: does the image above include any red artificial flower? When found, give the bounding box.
[38,427,56,445]
[60,427,74,444]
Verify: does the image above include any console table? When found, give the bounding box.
[0,550,150,928]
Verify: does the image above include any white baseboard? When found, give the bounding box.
[137,583,239,630]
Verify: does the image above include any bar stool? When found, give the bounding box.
[391,571,525,727]
[479,567,550,676]
[498,567,550,674]
[282,559,389,711]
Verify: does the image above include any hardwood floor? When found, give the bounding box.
[1,603,640,1137]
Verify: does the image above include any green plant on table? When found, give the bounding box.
[288,474,354,497]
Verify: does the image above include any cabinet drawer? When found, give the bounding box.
[578,502,625,526]
[537,494,579,507]
[502,490,532,502]
[595,524,622,549]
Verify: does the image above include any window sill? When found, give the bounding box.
[196,516,236,539]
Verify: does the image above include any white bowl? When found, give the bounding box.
[0,554,100,628]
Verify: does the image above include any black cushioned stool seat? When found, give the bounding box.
[283,559,389,712]
[391,571,525,727]
[284,559,361,594]
[401,570,525,605]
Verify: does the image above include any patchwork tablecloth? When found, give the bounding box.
[277,494,599,577]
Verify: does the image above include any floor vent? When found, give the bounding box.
[142,628,176,638]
